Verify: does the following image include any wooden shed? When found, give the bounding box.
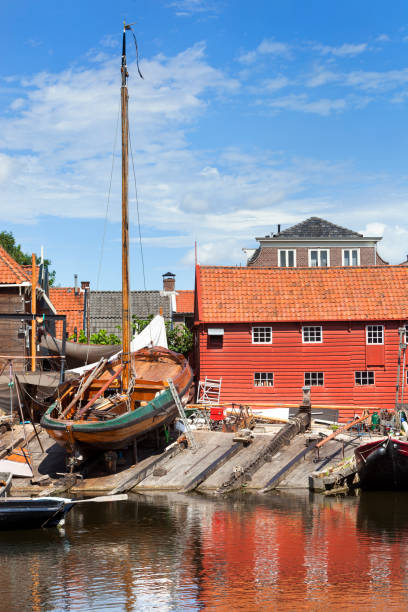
[0,245,56,372]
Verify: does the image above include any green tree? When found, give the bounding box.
[70,318,193,356]
[0,230,56,286]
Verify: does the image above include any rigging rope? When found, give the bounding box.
[129,128,154,347]
[96,103,121,292]
[83,101,121,365]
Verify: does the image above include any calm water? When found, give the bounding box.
[1,490,408,610]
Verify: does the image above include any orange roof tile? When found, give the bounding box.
[176,290,194,313]
[0,246,31,284]
[196,265,408,323]
[49,287,84,336]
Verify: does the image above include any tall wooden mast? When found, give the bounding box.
[121,24,131,391]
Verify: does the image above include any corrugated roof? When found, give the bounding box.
[89,291,171,335]
[176,290,194,313]
[0,246,31,284]
[197,265,408,323]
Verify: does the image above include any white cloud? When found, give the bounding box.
[265,94,348,116]
[262,76,290,91]
[238,38,291,65]
[360,222,386,236]
[376,34,390,42]
[100,34,119,48]
[314,42,368,57]
[168,0,219,16]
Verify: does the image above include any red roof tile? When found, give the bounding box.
[49,287,84,336]
[0,246,31,284]
[196,265,408,323]
[176,290,194,313]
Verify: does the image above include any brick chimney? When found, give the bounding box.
[162,272,175,292]
[81,281,90,291]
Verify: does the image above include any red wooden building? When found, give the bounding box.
[194,265,408,421]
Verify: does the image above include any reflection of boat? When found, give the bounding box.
[355,437,408,490]
[40,25,193,466]
[0,472,12,497]
[0,497,73,529]
[357,491,408,534]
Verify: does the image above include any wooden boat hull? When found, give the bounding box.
[355,437,408,490]
[41,347,193,454]
[0,497,73,529]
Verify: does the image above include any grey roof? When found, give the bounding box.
[89,291,171,336]
[262,217,363,240]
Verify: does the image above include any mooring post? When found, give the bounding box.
[298,386,312,429]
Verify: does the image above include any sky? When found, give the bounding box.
[1,0,408,291]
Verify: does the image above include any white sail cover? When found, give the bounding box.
[69,315,168,376]
[130,314,168,352]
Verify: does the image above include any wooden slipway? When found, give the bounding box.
[3,419,380,497]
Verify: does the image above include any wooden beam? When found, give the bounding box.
[316,410,370,449]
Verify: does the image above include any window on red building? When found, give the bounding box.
[252,326,272,343]
[366,325,383,344]
[207,328,224,349]
[304,372,324,386]
[254,372,274,387]
[355,371,375,385]
[302,326,322,343]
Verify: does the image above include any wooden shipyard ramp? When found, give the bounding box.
[132,411,316,494]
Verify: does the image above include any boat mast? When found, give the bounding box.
[121,23,131,392]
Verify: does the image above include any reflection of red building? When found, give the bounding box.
[179,496,408,610]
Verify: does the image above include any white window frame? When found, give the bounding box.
[278,249,296,268]
[302,326,323,343]
[308,249,330,267]
[366,325,384,345]
[342,248,360,266]
[304,372,324,386]
[355,371,375,385]
[252,326,272,344]
[254,372,274,387]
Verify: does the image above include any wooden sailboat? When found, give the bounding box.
[41,25,193,467]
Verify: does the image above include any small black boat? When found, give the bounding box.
[0,493,127,530]
[0,497,73,529]
[355,437,408,490]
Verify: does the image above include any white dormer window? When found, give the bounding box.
[278,249,296,267]
[342,249,360,266]
[309,249,329,267]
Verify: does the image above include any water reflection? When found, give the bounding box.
[1,491,408,609]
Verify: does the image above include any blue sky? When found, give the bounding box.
[1,0,408,291]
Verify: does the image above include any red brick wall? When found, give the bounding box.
[249,246,383,267]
